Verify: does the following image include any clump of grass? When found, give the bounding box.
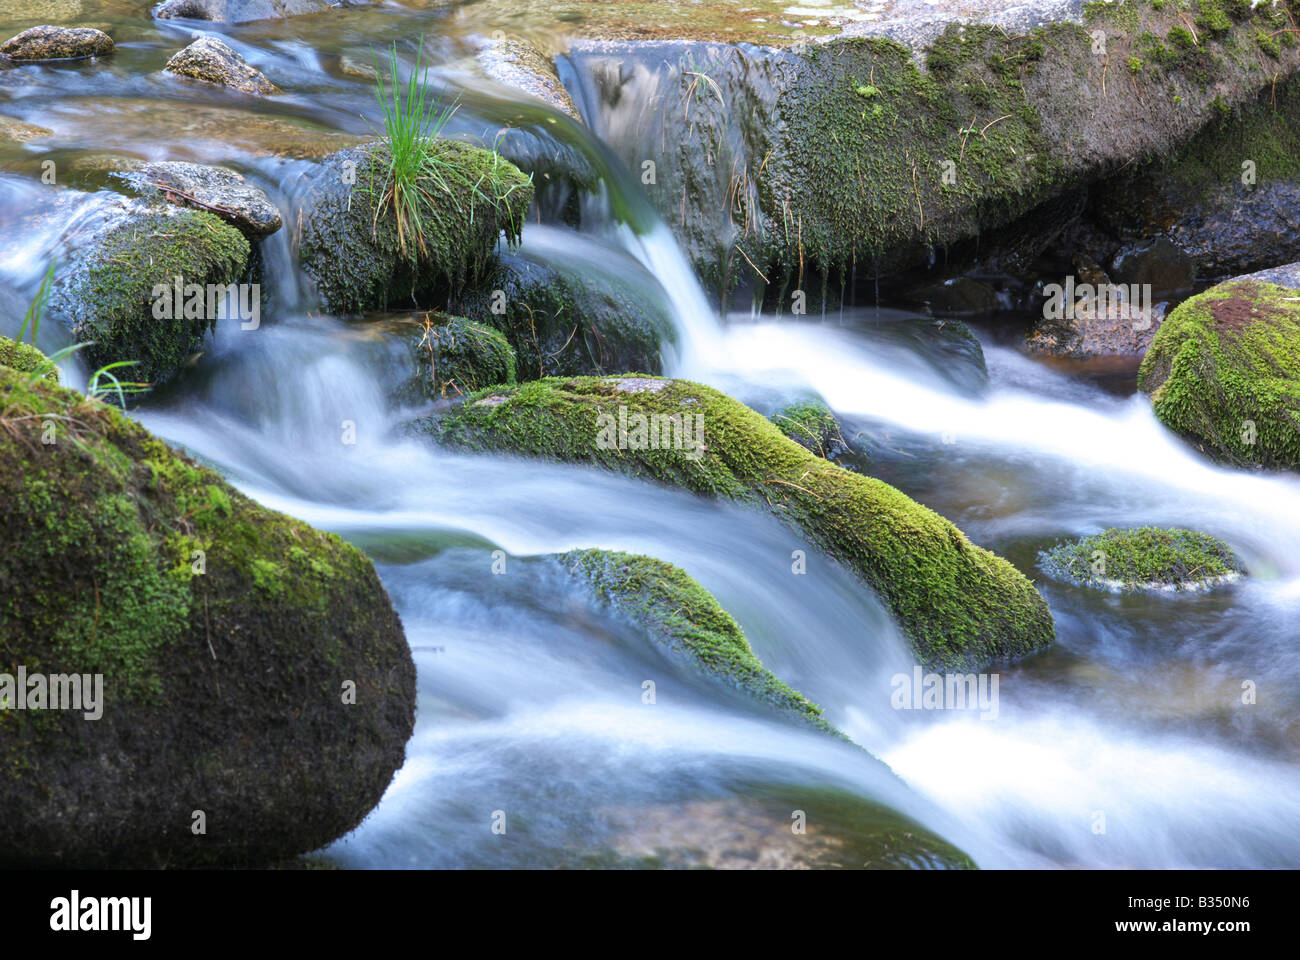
[14,261,55,348]
[371,39,460,260]
[369,41,533,266]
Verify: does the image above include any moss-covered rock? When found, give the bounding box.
[459,252,669,379]
[1138,277,1300,469]
[298,141,533,315]
[48,203,250,389]
[0,335,57,383]
[432,375,1055,668]
[0,366,415,867]
[1038,526,1243,592]
[556,548,839,734]
[574,1,1300,304]
[386,312,517,402]
[770,397,845,460]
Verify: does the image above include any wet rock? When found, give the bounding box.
[164,36,280,96]
[1025,295,1164,358]
[1091,78,1300,279]
[556,549,841,734]
[47,201,250,387]
[432,376,1056,668]
[117,160,282,238]
[473,36,583,122]
[1109,238,1196,298]
[155,0,339,22]
[384,312,517,402]
[906,276,998,316]
[1138,272,1300,470]
[1026,255,1165,358]
[1039,527,1243,593]
[459,251,669,379]
[0,115,51,143]
[297,141,532,315]
[0,25,112,61]
[0,365,415,867]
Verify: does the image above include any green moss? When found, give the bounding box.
[763,27,1059,291]
[559,549,840,734]
[1169,25,1197,49]
[50,208,249,387]
[300,140,533,315]
[1138,279,1300,469]
[0,364,396,705]
[394,313,517,401]
[770,397,844,459]
[0,363,415,866]
[432,376,1055,668]
[0,335,58,383]
[1039,527,1242,591]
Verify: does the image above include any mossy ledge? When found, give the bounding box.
[556,548,840,735]
[1039,526,1243,592]
[432,376,1055,668]
[0,366,416,867]
[298,140,533,315]
[1138,278,1300,469]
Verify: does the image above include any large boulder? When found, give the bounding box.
[47,202,250,388]
[0,367,416,867]
[297,141,533,315]
[566,3,1300,304]
[1138,271,1300,469]
[432,376,1055,668]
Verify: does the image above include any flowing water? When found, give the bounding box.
[4,1,1299,869]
